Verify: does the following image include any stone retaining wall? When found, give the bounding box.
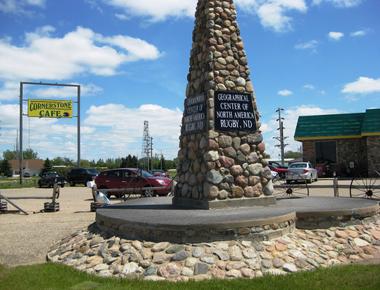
[48,215,380,281]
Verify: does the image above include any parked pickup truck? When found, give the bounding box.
[38,172,66,188]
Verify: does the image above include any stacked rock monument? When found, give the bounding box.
[47,0,380,281]
[174,0,274,209]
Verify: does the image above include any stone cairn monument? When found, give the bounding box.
[173,0,274,209]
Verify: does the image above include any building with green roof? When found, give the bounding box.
[294,109,380,177]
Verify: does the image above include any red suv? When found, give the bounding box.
[95,168,172,198]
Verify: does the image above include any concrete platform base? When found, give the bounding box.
[96,197,379,243]
[172,196,276,209]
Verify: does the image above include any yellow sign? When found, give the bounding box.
[28,99,73,118]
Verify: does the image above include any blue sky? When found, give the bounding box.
[0,0,379,161]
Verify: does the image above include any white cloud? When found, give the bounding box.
[0,26,161,82]
[350,30,367,37]
[105,0,307,32]
[115,13,129,20]
[25,0,45,6]
[328,31,344,41]
[31,84,103,99]
[312,0,363,8]
[96,34,162,62]
[0,0,45,15]
[0,103,93,157]
[303,84,315,90]
[278,89,293,96]
[105,0,195,21]
[294,40,318,51]
[0,81,19,100]
[263,105,340,158]
[85,0,104,13]
[0,81,103,101]
[237,0,310,32]
[82,103,183,159]
[342,77,380,95]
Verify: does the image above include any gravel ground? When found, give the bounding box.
[0,179,374,267]
[0,186,98,267]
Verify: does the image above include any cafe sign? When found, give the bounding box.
[28,99,73,118]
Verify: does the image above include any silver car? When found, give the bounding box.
[286,162,318,184]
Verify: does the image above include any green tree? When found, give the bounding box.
[160,156,166,171]
[120,157,127,168]
[284,150,302,159]
[3,150,17,160]
[41,158,53,175]
[24,149,38,159]
[126,155,135,167]
[51,157,75,166]
[96,159,106,167]
[263,153,271,159]
[2,148,38,160]
[80,159,91,168]
[131,156,138,167]
[0,159,12,177]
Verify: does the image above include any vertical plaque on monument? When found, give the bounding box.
[183,94,207,135]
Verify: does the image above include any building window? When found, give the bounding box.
[316,141,337,164]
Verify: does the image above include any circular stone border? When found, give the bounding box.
[96,197,379,243]
[47,214,380,281]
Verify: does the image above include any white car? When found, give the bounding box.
[286,162,318,184]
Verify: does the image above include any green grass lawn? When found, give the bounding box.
[0,177,38,189]
[0,263,379,290]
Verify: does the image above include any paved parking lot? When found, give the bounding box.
[0,179,374,266]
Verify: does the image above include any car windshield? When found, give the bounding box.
[47,173,59,177]
[87,169,98,175]
[289,163,307,169]
[141,170,153,178]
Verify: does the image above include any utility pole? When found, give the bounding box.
[273,108,288,166]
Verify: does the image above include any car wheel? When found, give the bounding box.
[61,184,65,188]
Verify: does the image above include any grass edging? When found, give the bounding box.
[0,262,380,290]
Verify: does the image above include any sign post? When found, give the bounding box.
[19,82,81,184]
